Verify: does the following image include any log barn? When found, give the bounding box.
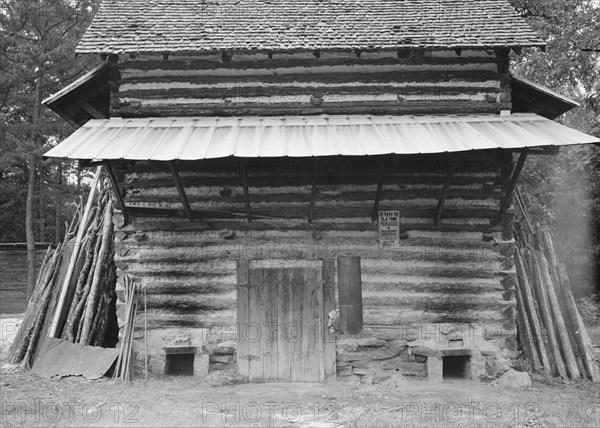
[43,0,599,382]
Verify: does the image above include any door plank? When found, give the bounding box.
[263,268,279,381]
[303,267,321,381]
[289,268,304,382]
[277,268,292,381]
[236,260,250,377]
[248,268,264,381]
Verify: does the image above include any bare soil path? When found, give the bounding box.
[2,317,599,427]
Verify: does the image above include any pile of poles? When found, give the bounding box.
[7,206,81,368]
[513,187,599,382]
[113,276,143,381]
[7,171,118,369]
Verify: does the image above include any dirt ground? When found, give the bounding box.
[2,316,599,428]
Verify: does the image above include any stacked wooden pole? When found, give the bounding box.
[513,188,599,382]
[6,182,118,367]
[113,276,139,381]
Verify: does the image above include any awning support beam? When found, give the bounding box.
[434,155,461,226]
[496,149,528,225]
[79,100,106,120]
[105,164,129,226]
[241,161,252,222]
[308,161,319,224]
[168,161,193,221]
[371,156,389,221]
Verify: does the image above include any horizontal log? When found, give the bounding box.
[121,70,504,88]
[362,280,503,294]
[115,101,511,118]
[125,204,498,221]
[120,85,502,101]
[362,293,510,312]
[134,245,502,265]
[363,308,507,325]
[120,56,498,73]
[0,301,26,314]
[124,188,502,204]
[144,281,236,295]
[145,294,235,312]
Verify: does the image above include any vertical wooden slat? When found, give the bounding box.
[277,268,292,381]
[248,268,264,381]
[289,268,304,382]
[236,260,250,378]
[263,268,279,381]
[303,267,321,381]
[322,259,337,379]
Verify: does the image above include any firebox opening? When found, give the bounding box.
[165,353,194,376]
[442,355,471,380]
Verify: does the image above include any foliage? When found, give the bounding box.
[0,0,99,243]
[510,0,600,294]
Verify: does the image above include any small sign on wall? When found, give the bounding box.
[378,210,400,248]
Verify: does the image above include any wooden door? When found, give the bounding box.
[236,261,336,382]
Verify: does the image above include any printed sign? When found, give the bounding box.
[378,210,400,248]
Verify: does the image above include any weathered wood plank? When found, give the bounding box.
[303,267,321,381]
[247,268,264,382]
[289,268,304,382]
[236,260,250,377]
[263,268,279,381]
[277,268,292,381]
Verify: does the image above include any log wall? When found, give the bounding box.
[112,49,511,117]
[112,150,519,378]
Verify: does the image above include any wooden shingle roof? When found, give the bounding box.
[77,0,544,54]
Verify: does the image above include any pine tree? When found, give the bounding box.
[0,0,99,298]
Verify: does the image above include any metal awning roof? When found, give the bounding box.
[43,113,600,161]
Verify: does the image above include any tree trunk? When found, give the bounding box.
[55,163,63,244]
[26,76,43,301]
[39,181,45,242]
[26,155,37,301]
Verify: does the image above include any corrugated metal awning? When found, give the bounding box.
[43,113,600,161]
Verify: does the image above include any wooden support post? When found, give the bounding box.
[434,155,460,226]
[168,161,193,221]
[496,149,528,224]
[106,164,129,225]
[371,156,388,221]
[308,161,319,224]
[241,161,252,222]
